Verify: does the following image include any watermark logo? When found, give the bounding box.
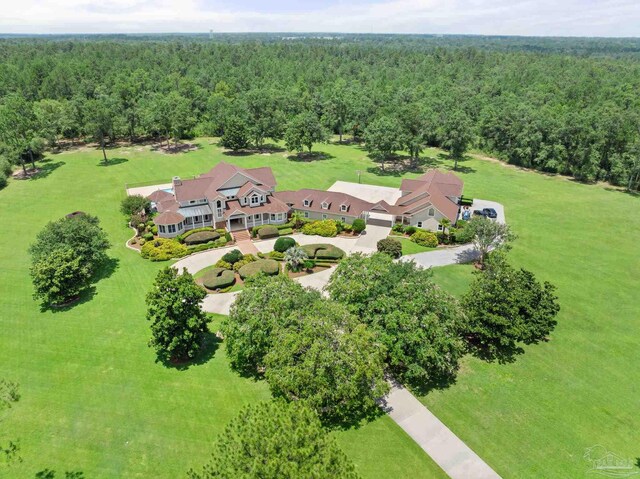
[584,445,639,477]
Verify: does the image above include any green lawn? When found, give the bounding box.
[0,140,446,479]
[2,138,638,478]
[393,236,437,255]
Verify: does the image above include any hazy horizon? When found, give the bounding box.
[1,0,638,37]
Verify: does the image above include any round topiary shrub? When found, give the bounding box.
[404,226,417,235]
[257,225,279,239]
[410,230,438,248]
[352,218,366,234]
[238,259,280,279]
[202,268,236,290]
[222,249,244,264]
[273,236,296,253]
[184,231,221,245]
[377,238,402,258]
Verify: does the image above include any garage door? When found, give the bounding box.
[367,212,394,228]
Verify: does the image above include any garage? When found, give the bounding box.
[366,211,394,228]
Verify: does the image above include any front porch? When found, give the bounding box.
[226,212,287,231]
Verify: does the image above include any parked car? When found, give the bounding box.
[483,208,498,219]
[473,209,487,217]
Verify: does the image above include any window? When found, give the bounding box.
[204,215,211,221]
[159,225,166,233]
[251,195,260,205]
[168,224,176,234]
[428,208,435,217]
[321,202,329,210]
[341,216,346,223]
[193,216,200,223]
[437,224,444,231]
[303,211,309,218]
[254,214,260,220]
[216,200,223,217]
[270,213,276,221]
[341,204,348,212]
[303,199,310,207]
[417,221,423,228]
[322,214,328,220]
[189,200,196,205]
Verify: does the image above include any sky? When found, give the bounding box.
[0,0,638,37]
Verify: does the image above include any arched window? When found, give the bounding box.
[428,208,435,216]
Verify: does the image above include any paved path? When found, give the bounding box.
[384,380,501,479]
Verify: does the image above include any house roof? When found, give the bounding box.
[173,162,277,203]
[274,189,374,218]
[154,211,185,225]
[147,189,173,203]
[223,195,290,219]
[394,169,463,221]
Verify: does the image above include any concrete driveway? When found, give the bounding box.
[354,224,391,252]
[468,199,506,224]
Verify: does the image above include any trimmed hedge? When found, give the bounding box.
[377,238,403,258]
[278,228,293,236]
[257,225,279,239]
[352,218,366,234]
[184,231,220,245]
[222,249,244,264]
[301,243,345,261]
[411,230,438,248]
[301,220,338,237]
[178,227,226,243]
[202,268,236,290]
[274,236,296,253]
[186,238,227,253]
[141,238,188,261]
[238,259,280,279]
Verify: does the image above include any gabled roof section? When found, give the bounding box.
[392,169,463,222]
[154,211,185,225]
[274,189,374,218]
[147,189,173,203]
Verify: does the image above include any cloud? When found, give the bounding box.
[0,0,638,36]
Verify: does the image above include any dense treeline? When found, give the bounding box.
[0,36,639,190]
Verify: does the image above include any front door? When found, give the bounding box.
[228,216,246,231]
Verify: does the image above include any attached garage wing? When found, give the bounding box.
[366,211,394,227]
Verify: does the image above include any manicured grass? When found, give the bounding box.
[392,236,437,256]
[0,140,447,479]
[2,138,638,478]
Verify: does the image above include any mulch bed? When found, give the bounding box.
[287,264,332,278]
[12,168,41,179]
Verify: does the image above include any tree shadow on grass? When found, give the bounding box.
[287,151,335,162]
[437,153,477,174]
[157,331,221,371]
[98,157,128,167]
[604,187,640,197]
[41,257,120,314]
[28,161,65,181]
[222,149,255,157]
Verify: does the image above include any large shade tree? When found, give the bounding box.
[188,400,359,479]
[222,274,317,375]
[265,300,388,424]
[462,253,560,361]
[146,267,208,363]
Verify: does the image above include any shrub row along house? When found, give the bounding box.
[145,162,464,238]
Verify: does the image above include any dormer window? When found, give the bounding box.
[303,199,310,207]
[340,204,348,212]
[251,195,260,205]
[321,202,329,210]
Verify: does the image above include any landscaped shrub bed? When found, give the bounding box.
[301,219,338,237]
[238,259,280,279]
[183,231,221,245]
[377,238,403,258]
[410,230,438,248]
[222,249,244,264]
[186,238,228,253]
[301,244,345,261]
[202,268,236,290]
[278,228,293,236]
[141,238,188,261]
[251,222,294,238]
[257,225,279,239]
